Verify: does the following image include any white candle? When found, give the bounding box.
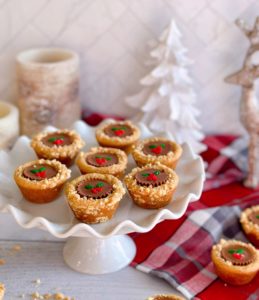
[0,101,19,149]
[16,48,81,137]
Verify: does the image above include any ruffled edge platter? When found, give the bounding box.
[0,120,205,239]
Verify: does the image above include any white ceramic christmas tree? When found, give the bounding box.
[126,20,206,154]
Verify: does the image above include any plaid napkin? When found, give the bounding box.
[133,194,259,299]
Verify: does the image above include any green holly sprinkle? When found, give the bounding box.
[161,143,165,149]
[228,248,244,254]
[85,184,93,190]
[149,145,157,149]
[142,173,149,177]
[48,136,64,142]
[256,215,259,219]
[95,155,111,161]
[228,249,235,254]
[96,182,104,187]
[111,126,127,131]
[154,170,160,175]
[31,167,46,174]
[236,249,244,254]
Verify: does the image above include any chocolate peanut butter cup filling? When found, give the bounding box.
[248,211,259,226]
[41,132,73,147]
[23,164,58,181]
[221,244,256,266]
[86,153,118,167]
[135,168,168,187]
[77,179,113,199]
[104,124,133,138]
[143,141,173,156]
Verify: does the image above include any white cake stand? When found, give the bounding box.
[0,121,205,274]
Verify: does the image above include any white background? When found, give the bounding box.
[0,0,258,134]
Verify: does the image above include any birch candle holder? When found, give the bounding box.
[16,48,81,137]
[0,101,19,149]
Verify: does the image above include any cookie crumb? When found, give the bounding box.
[0,259,5,266]
[31,292,40,299]
[12,244,22,252]
[28,291,73,300]
[31,291,45,299]
[54,293,65,300]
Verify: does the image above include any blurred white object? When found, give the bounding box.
[126,20,206,154]
[0,101,19,149]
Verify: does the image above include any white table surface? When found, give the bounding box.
[0,214,184,300]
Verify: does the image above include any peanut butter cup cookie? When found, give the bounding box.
[211,239,259,285]
[240,205,259,248]
[132,137,182,169]
[76,147,127,178]
[124,163,179,209]
[14,159,71,204]
[95,121,140,153]
[31,129,84,166]
[65,173,125,224]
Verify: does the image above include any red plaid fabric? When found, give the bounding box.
[83,113,258,300]
[203,135,245,191]
[132,194,259,299]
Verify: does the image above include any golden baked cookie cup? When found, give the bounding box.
[124,163,179,209]
[211,239,259,286]
[132,137,182,169]
[95,120,140,154]
[31,129,85,166]
[76,147,128,178]
[240,205,259,248]
[14,159,71,204]
[65,173,125,224]
[147,295,185,300]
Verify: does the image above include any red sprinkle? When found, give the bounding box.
[54,139,64,145]
[96,158,106,165]
[114,129,125,136]
[233,253,244,260]
[91,187,103,194]
[152,146,162,155]
[147,174,158,181]
[36,171,46,178]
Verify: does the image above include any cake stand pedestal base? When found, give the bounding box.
[63,235,136,274]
